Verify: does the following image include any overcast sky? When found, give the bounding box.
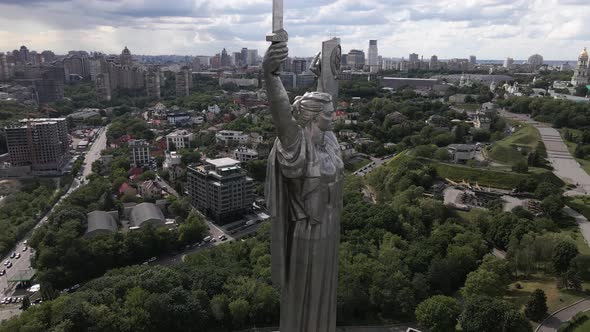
[0,0,587,60]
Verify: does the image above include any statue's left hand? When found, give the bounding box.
[309,52,321,77]
[263,42,288,76]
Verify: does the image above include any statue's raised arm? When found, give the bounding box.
[263,42,300,148]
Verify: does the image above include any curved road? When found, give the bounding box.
[536,298,590,332]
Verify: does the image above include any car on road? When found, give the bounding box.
[22,246,27,252]
[3,260,9,266]
[203,236,212,242]
[0,269,5,276]
[9,253,15,259]
[15,253,20,259]
[1,298,5,304]
[219,235,227,241]
[23,240,27,245]
[6,262,12,268]
[148,257,156,263]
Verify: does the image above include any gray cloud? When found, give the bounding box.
[0,0,587,59]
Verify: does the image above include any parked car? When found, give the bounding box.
[0,269,5,276]
[203,236,212,242]
[15,253,20,259]
[6,262,12,268]
[148,257,156,263]
[22,246,27,252]
[1,298,6,304]
[9,253,15,259]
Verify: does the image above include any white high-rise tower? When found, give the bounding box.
[368,40,379,72]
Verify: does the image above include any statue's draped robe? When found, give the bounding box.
[266,128,343,332]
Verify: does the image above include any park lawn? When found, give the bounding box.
[567,196,590,221]
[488,124,541,165]
[432,161,528,189]
[560,227,590,256]
[573,312,590,332]
[505,276,588,314]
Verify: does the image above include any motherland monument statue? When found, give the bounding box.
[263,0,344,330]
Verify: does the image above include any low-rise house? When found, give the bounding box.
[138,180,163,200]
[447,144,476,163]
[426,115,450,130]
[163,151,182,169]
[339,142,356,160]
[234,146,259,162]
[118,182,137,197]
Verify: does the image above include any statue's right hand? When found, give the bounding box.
[263,42,288,76]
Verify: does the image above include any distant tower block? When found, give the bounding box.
[146,66,161,100]
[175,67,190,98]
[96,73,111,101]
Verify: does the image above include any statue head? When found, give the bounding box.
[292,91,334,145]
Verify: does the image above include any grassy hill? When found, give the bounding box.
[378,153,563,190]
[488,124,541,165]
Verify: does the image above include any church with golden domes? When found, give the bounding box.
[572,47,589,86]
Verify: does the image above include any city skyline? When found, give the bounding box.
[0,0,589,59]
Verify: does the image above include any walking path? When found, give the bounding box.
[536,298,590,332]
[500,110,590,196]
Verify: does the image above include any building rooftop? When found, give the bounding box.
[206,157,240,168]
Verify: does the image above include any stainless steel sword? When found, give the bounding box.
[266,0,288,43]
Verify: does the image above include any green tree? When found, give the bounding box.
[552,241,579,273]
[21,295,31,310]
[512,160,529,173]
[524,289,548,322]
[178,210,208,244]
[540,194,564,218]
[228,298,250,328]
[459,296,531,332]
[211,294,229,322]
[462,269,506,298]
[434,148,451,161]
[415,295,461,332]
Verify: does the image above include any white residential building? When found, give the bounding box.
[166,129,194,150]
[128,139,150,167]
[234,147,259,162]
[216,130,250,144]
[163,151,182,169]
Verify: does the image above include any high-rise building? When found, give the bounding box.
[571,47,589,86]
[128,139,151,167]
[503,57,514,68]
[95,73,111,101]
[5,118,70,174]
[292,58,308,74]
[232,52,241,66]
[145,66,161,100]
[211,54,221,69]
[187,157,255,224]
[120,46,133,66]
[368,40,378,71]
[63,52,91,82]
[347,49,365,70]
[221,48,231,67]
[430,55,439,70]
[0,53,8,80]
[175,66,190,97]
[247,49,258,66]
[528,54,544,70]
[409,53,419,63]
[18,46,30,64]
[241,48,249,66]
[41,51,56,63]
[469,55,476,65]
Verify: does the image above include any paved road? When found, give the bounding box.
[0,126,108,319]
[500,110,590,196]
[536,298,590,332]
